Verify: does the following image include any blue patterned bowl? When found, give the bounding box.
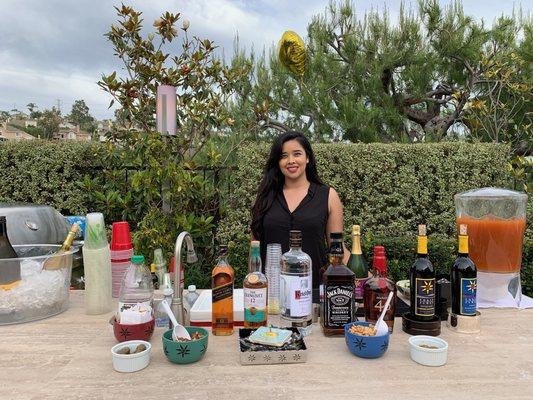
[344,321,390,359]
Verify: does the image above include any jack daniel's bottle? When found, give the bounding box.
[322,232,356,336]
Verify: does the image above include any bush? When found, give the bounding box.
[217,142,533,296]
[0,140,99,215]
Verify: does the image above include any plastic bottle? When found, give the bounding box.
[183,285,199,326]
[155,286,174,328]
[118,255,154,320]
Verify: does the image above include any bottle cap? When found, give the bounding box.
[131,255,145,263]
[0,216,6,223]
[459,224,467,235]
[84,213,108,249]
[150,263,157,272]
[251,240,260,247]
[352,225,360,235]
[418,224,427,236]
[188,284,196,291]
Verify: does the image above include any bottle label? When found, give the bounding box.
[324,284,355,327]
[354,278,368,300]
[212,282,233,303]
[244,288,267,323]
[118,300,152,314]
[282,275,312,317]
[460,278,477,315]
[415,278,435,317]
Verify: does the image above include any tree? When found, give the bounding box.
[68,99,96,133]
[229,0,531,144]
[38,108,61,139]
[87,5,245,280]
[26,103,42,119]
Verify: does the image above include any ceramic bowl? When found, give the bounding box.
[111,316,155,343]
[111,340,151,373]
[344,321,390,359]
[408,335,448,366]
[162,327,209,364]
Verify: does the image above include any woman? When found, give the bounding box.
[251,131,348,301]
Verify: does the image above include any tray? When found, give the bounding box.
[239,327,308,365]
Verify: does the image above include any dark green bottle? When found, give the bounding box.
[451,224,477,316]
[410,224,436,321]
[347,225,368,312]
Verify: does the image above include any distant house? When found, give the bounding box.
[0,122,36,140]
[96,119,113,142]
[7,118,37,129]
[53,125,92,141]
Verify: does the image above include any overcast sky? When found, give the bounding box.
[0,0,528,120]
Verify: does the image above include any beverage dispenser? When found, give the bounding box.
[454,188,528,306]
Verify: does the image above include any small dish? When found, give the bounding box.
[111,340,151,373]
[408,335,448,366]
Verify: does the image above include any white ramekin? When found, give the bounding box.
[408,335,448,367]
[111,340,152,373]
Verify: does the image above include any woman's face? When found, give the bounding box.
[279,139,309,181]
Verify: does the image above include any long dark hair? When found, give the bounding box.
[251,131,322,240]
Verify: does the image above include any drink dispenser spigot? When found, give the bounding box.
[454,188,527,307]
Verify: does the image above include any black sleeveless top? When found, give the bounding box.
[259,182,329,300]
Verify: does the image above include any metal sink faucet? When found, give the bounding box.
[171,231,198,325]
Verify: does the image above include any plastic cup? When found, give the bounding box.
[111,222,133,251]
[85,213,108,250]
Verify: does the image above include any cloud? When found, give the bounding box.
[0,0,528,119]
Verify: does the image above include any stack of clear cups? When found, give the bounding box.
[266,243,282,314]
[110,222,134,298]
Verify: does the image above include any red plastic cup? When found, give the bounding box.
[111,222,133,252]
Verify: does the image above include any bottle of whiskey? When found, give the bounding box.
[212,245,234,335]
[322,232,356,336]
[347,225,368,316]
[410,224,436,321]
[363,246,396,332]
[451,224,477,316]
[244,240,268,328]
[280,230,313,336]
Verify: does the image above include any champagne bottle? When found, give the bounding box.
[0,216,20,288]
[43,222,79,270]
[409,224,436,321]
[451,224,477,316]
[347,225,368,313]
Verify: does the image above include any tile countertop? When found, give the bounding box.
[1,290,532,400]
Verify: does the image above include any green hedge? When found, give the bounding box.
[0,140,99,215]
[217,142,533,296]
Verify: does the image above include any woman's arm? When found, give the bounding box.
[327,188,350,264]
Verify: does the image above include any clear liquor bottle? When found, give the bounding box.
[410,224,436,321]
[212,245,234,335]
[280,230,313,336]
[322,232,356,336]
[243,240,268,328]
[347,225,368,315]
[451,224,477,316]
[363,246,396,332]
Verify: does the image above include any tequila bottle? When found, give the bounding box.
[410,225,436,321]
[451,224,477,316]
[280,230,313,336]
